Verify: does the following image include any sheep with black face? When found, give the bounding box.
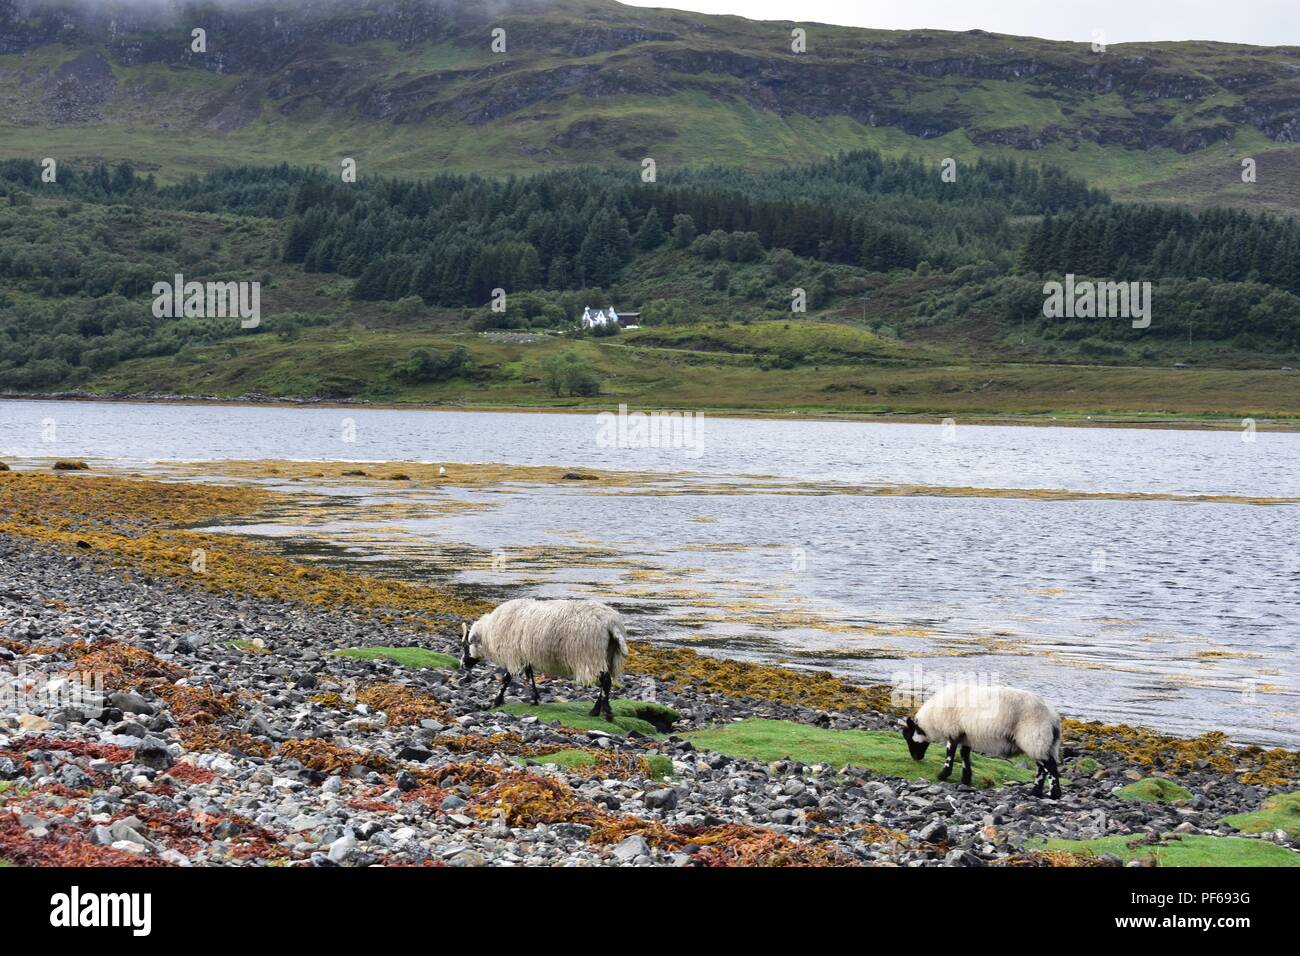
[900,684,1063,799]
[460,598,627,721]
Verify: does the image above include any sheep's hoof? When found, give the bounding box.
[960,775,973,787]
[936,766,952,781]
[1049,787,1062,800]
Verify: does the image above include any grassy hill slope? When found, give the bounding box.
[1,0,1299,211]
[2,175,1298,422]
[80,321,1300,421]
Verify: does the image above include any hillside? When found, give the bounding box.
[3,2,1300,422]
[2,0,1300,212]
[2,151,1299,421]
[66,322,1299,421]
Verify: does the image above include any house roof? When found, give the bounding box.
[581,307,638,325]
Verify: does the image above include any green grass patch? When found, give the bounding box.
[334,646,459,670]
[1039,833,1300,867]
[1222,791,1300,839]
[229,639,268,654]
[496,699,679,736]
[681,719,1035,789]
[0,781,31,802]
[513,748,673,780]
[514,748,600,771]
[81,319,1300,422]
[642,754,674,779]
[1116,777,1194,804]
[622,320,909,361]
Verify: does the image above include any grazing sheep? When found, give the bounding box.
[899,684,1063,798]
[460,599,628,720]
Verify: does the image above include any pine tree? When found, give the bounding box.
[514,244,543,290]
[547,255,572,289]
[635,207,666,250]
[671,213,696,248]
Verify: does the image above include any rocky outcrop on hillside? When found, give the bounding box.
[2,0,1299,170]
[45,47,115,122]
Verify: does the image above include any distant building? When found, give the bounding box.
[580,307,640,330]
[580,306,618,328]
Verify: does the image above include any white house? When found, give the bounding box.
[580,306,618,329]
[580,307,640,330]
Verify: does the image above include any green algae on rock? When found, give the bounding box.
[496,699,680,736]
[1222,791,1300,839]
[1116,777,1194,804]
[1038,833,1300,867]
[335,646,459,670]
[683,719,1035,789]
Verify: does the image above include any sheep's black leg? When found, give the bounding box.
[603,672,615,721]
[1045,757,1061,799]
[960,745,973,787]
[525,666,539,705]
[492,669,513,707]
[591,671,613,721]
[591,672,611,720]
[1032,761,1047,797]
[937,740,958,781]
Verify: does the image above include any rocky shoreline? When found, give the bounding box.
[2,530,1296,867]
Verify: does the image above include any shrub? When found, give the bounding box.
[671,214,696,248]
[393,295,424,318]
[769,248,798,281]
[539,350,601,397]
[392,346,471,383]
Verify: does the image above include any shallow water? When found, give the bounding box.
[3,399,1297,745]
[3,398,1295,495]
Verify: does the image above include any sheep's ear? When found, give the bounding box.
[461,621,468,638]
[895,718,909,731]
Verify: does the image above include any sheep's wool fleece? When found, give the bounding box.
[915,685,1061,761]
[472,599,628,686]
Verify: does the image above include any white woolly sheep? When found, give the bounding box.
[899,684,1063,798]
[460,598,628,720]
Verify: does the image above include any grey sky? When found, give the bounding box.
[622,0,1300,46]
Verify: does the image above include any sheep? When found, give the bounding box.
[898,684,1063,799]
[460,598,628,721]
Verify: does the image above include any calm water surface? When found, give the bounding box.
[3,399,1296,745]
